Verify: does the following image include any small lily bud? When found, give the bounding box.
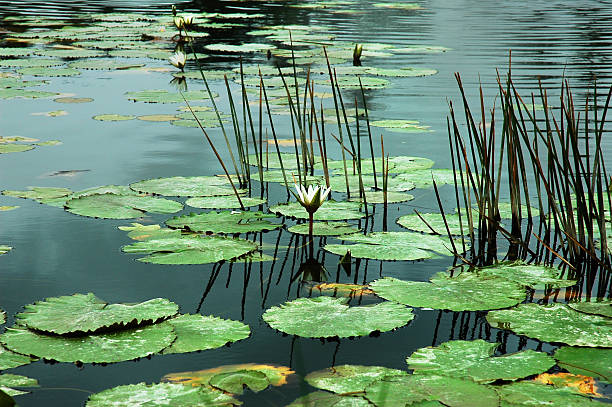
[353,43,363,66]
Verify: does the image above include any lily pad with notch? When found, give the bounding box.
[65,193,183,219]
[166,211,281,234]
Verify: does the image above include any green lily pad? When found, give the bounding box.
[0,48,36,57]
[0,246,9,255]
[350,191,414,204]
[305,365,407,393]
[0,345,36,370]
[17,67,81,77]
[137,114,179,122]
[388,169,455,189]
[129,176,232,197]
[0,77,46,88]
[328,76,390,89]
[365,375,499,407]
[125,89,216,104]
[0,324,175,363]
[328,175,376,192]
[204,43,275,53]
[2,187,72,202]
[365,67,437,77]
[287,391,372,406]
[42,185,138,207]
[0,311,3,325]
[0,88,57,100]
[186,196,266,209]
[16,293,178,335]
[288,222,360,236]
[249,152,318,170]
[86,382,239,406]
[475,261,577,290]
[69,59,144,70]
[118,223,182,241]
[65,193,183,219]
[568,300,612,318]
[122,235,257,264]
[262,296,414,338]
[54,97,92,103]
[495,381,608,406]
[0,144,35,154]
[162,314,250,355]
[325,231,456,261]
[486,303,612,347]
[163,363,294,388]
[398,213,465,235]
[209,370,269,395]
[370,273,526,311]
[270,201,366,221]
[554,347,611,382]
[0,374,38,397]
[35,48,104,59]
[93,114,135,121]
[406,340,554,383]
[0,58,64,68]
[166,211,281,234]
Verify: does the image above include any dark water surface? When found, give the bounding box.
[1,0,611,405]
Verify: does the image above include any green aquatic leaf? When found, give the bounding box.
[70,59,143,70]
[554,347,611,383]
[0,374,38,397]
[486,303,612,347]
[0,144,35,154]
[475,261,577,289]
[248,152,319,170]
[122,235,257,264]
[495,381,608,406]
[35,48,104,59]
[305,365,407,393]
[163,363,294,388]
[42,185,138,207]
[86,382,239,406]
[0,47,36,57]
[2,187,72,202]
[391,45,450,53]
[262,296,414,338]
[0,345,36,370]
[350,191,414,204]
[0,324,175,363]
[92,114,135,121]
[204,43,275,53]
[186,196,266,209]
[0,58,64,68]
[171,119,222,128]
[16,293,178,335]
[325,231,455,261]
[125,89,216,103]
[65,193,183,219]
[270,201,366,221]
[328,175,376,192]
[327,76,390,89]
[166,211,281,234]
[288,222,360,236]
[118,223,182,241]
[0,89,57,100]
[130,176,231,197]
[136,114,179,122]
[0,246,11,255]
[406,340,554,383]
[287,391,372,407]
[371,273,526,311]
[397,213,465,235]
[568,300,612,318]
[388,169,455,189]
[0,77,46,88]
[0,311,3,325]
[17,67,81,77]
[209,370,269,395]
[364,67,437,77]
[54,97,92,103]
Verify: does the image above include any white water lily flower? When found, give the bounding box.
[182,14,195,27]
[169,50,186,71]
[173,16,184,30]
[295,183,331,214]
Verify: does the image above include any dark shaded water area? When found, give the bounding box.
[0,0,611,405]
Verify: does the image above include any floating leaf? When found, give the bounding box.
[0,345,36,370]
[288,222,360,236]
[122,235,257,264]
[248,152,318,170]
[163,364,294,387]
[17,67,81,77]
[325,231,456,261]
[31,110,67,117]
[388,169,455,189]
[474,261,577,290]
[270,201,366,221]
[93,114,135,121]
[35,48,104,59]
[0,58,64,68]
[204,43,275,53]
[370,273,526,311]
[43,185,138,207]
[16,293,178,335]
[262,296,414,338]
[69,59,144,70]
[365,67,437,77]
[86,382,239,406]
[130,176,232,197]
[209,370,269,395]
[65,193,183,219]
[0,374,38,397]
[161,314,250,355]
[0,311,3,325]
[496,381,608,406]
[0,47,35,57]
[2,187,71,202]
[397,213,464,235]
[533,373,603,397]
[372,2,423,9]
[486,303,612,347]
[137,114,179,122]
[0,88,57,100]
[54,97,92,103]
[0,246,10,255]
[0,144,34,154]
[287,391,372,406]
[406,340,554,383]
[554,347,611,383]
[119,223,182,241]
[125,89,216,104]
[568,300,612,318]
[350,191,414,204]
[305,365,407,393]
[392,45,450,53]
[308,283,374,297]
[167,211,281,234]
[0,324,175,364]
[186,196,266,209]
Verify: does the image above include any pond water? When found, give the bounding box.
[0,0,611,405]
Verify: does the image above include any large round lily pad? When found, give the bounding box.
[305,365,407,394]
[129,176,232,197]
[270,201,366,221]
[406,340,554,383]
[65,193,183,219]
[125,90,216,104]
[288,221,360,236]
[554,347,611,383]
[0,345,36,370]
[475,261,577,290]
[166,211,281,234]
[161,314,250,354]
[0,324,175,363]
[397,213,465,235]
[262,296,414,338]
[370,273,526,311]
[86,382,239,406]
[122,235,257,264]
[186,196,266,209]
[16,293,178,335]
[287,391,373,406]
[568,300,612,318]
[486,303,612,347]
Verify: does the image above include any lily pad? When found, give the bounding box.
[0,374,38,397]
[0,324,175,363]
[43,185,138,207]
[125,89,216,104]
[69,59,144,70]
[209,370,269,395]
[495,381,608,406]
[405,340,554,383]
[93,114,135,121]
[554,347,612,382]
[16,293,178,335]
[370,273,526,311]
[0,144,35,154]
[288,222,360,236]
[129,176,231,197]
[166,211,281,234]
[568,300,612,318]
[2,187,72,202]
[122,235,257,264]
[287,391,372,406]
[0,58,64,68]
[0,246,9,255]
[398,213,465,235]
[270,201,366,221]
[486,303,612,347]
[204,43,275,53]
[262,296,414,338]
[372,2,423,9]
[163,363,294,387]
[137,114,179,122]
[86,382,239,406]
[0,345,36,370]
[305,365,407,393]
[65,193,183,219]
[161,314,250,355]
[350,191,414,204]
[186,196,266,209]
[475,261,577,290]
[17,67,81,77]
[325,231,456,261]
[35,48,104,59]
[365,67,437,77]
[388,169,455,189]
[119,223,182,241]
[0,89,57,100]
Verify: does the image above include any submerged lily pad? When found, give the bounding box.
[262,296,414,338]
[129,176,231,197]
[125,89,216,103]
[0,324,175,363]
[475,261,577,289]
[568,300,612,318]
[65,193,183,219]
[370,273,526,311]
[0,374,38,397]
[325,231,455,261]
[16,293,178,335]
[305,365,407,394]
[86,383,239,406]
[161,314,250,355]
[270,201,366,221]
[166,211,281,234]
[288,221,360,236]
[186,195,266,209]
[163,363,294,388]
[554,347,611,382]
[122,235,257,264]
[406,340,554,383]
[486,303,612,347]
[397,213,465,235]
